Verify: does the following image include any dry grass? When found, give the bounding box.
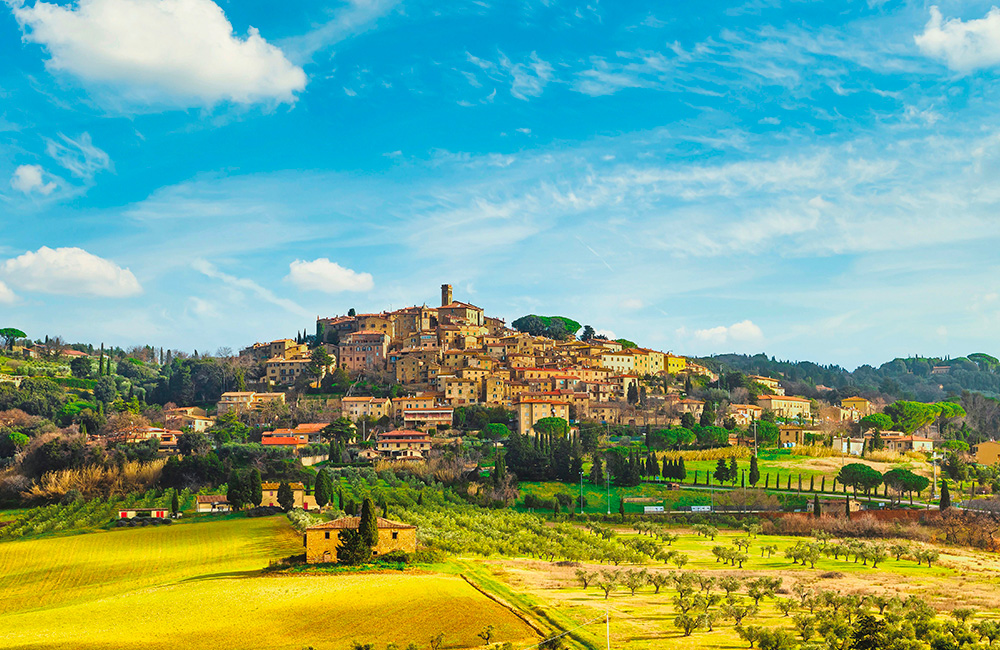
[22,459,166,501]
[658,447,754,461]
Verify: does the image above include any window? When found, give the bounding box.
[392,531,398,540]
[325,532,330,539]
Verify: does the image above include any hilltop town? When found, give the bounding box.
[205,284,955,466]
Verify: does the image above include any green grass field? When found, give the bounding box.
[0,515,538,650]
[518,482,712,514]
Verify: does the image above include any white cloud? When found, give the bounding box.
[621,298,644,309]
[187,296,220,319]
[915,6,1000,72]
[193,259,309,317]
[0,281,16,304]
[2,247,142,297]
[503,52,553,100]
[10,164,57,195]
[466,50,553,101]
[45,133,111,179]
[694,320,764,345]
[595,328,616,339]
[11,0,306,106]
[286,258,374,293]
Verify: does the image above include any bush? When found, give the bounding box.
[412,547,447,564]
[380,550,410,563]
[112,517,172,529]
[246,506,283,517]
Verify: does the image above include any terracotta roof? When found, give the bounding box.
[307,516,416,530]
[261,482,305,490]
[759,394,810,403]
[294,423,328,433]
[262,437,304,445]
[196,495,229,503]
[377,429,430,439]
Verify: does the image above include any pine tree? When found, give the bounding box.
[714,458,729,484]
[749,456,760,486]
[359,497,379,547]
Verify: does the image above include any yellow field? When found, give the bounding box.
[0,516,538,650]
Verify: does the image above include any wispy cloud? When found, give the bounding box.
[45,133,111,180]
[282,0,402,62]
[192,259,310,317]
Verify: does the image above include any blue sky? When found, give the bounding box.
[2,0,1000,368]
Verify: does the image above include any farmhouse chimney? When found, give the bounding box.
[441,284,453,307]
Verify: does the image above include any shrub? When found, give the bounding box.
[380,550,410,564]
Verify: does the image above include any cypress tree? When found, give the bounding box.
[277,481,294,511]
[809,475,815,492]
[787,475,792,490]
[728,457,738,484]
[249,468,263,508]
[417,491,424,506]
[171,489,180,514]
[618,497,625,519]
[813,495,821,518]
[821,476,826,492]
[338,488,344,510]
[940,481,951,510]
[382,502,389,518]
[226,470,244,511]
[359,498,379,547]
[661,456,670,479]
[314,471,330,508]
[748,456,760,486]
[765,473,770,489]
[677,457,686,481]
[845,495,851,519]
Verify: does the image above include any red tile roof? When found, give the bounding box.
[262,437,305,446]
[196,495,229,504]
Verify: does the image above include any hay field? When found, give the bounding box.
[0,516,538,650]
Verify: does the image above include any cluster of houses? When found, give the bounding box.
[215,284,910,446]
[229,284,722,436]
